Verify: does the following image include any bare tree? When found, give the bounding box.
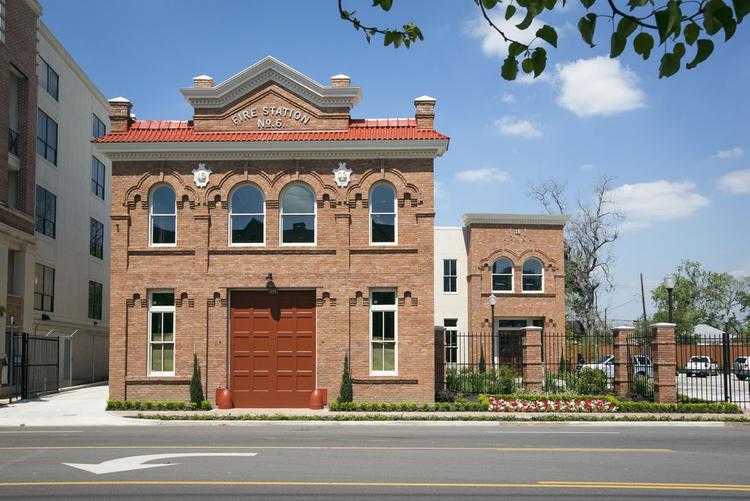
[529,176,623,336]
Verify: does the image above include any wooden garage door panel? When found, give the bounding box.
[230,290,316,408]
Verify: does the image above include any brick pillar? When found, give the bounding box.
[651,322,677,403]
[612,326,634,398]
[522,326,543,392]
[434,326,445,396]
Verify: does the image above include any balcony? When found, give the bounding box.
[8,128,20,157]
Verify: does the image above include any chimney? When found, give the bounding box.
[193,75,214,88]
[414,96,436,129]
[330,74,351,87]
[108,97,133,133]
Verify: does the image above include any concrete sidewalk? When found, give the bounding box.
[0,385,153,427]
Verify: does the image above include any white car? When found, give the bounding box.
[581,355,614,379]
[580,354,653,379]
[685,356,718,377]
[732,356,749,381]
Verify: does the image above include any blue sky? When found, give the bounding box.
[40,0,750,322]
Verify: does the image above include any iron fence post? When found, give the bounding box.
[723,328,730,403]
[21,333,28,400]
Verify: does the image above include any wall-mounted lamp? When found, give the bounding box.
[266,273,278,295]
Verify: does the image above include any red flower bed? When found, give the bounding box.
[487,397,618,413]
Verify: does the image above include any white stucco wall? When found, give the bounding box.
[34,24,110,385]
[433,227,468,333]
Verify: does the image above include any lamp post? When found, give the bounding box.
[489,293,497,368]
[663,273,676,323]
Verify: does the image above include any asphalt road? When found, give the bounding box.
[0,422,749,499]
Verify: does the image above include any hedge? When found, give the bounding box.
[107,399,212,411]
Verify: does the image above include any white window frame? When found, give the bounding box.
[279,182,316,246]
[229,183,266,246]
[147,289,175,376]
[369,289,398,376]
[369,182,397,246]
[492,257,515,294]
[443,259,457,294]
[521,257,545,293]
[444,318,458,365]
[149,185,176,247]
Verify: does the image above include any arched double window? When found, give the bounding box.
[150,185,176,245]
[230,184,265,244]
[492,258,513,292]
[370,183,396,244]
[280,182,316,244]
[522,258,544,292]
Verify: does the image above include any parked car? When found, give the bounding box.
[733,356,749,381]
[685,356,718,377]
[580,355,653,379]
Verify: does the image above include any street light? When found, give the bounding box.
[489,294,497,368]
[663,273,676,323]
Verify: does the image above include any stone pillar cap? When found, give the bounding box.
[612,325,636,330]
[109,96,131,103]
[521,326,543,331]
[650,322,677,328]
[415,95,436,102]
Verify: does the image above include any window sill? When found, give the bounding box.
[352,378,418,385]
[350,247,418,254]
[126,376,189,385]
[129,248,195,256]
[210,248,335,255]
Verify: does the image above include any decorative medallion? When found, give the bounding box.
[333,162,352,188]
[192,163,212,188]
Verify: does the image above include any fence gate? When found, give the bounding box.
[676,330,749,409]
[9,333,60,400]
[626,330,654,401]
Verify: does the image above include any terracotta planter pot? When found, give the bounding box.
[308,388,327,409]
[215,387,233,409]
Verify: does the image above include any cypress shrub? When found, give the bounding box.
[337,353,353,403]
[190,353,204,406]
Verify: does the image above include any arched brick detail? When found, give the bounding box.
[345,168,421,207]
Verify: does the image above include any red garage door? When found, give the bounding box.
[230,290,316,408]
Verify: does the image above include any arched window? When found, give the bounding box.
[280,183,315,244]
[522,258,544,292]
[230,184,265,245]
[370,183,397,244]
[150,185,176,245]
[492,258,513,292]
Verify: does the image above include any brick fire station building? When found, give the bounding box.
[96,57,566,406]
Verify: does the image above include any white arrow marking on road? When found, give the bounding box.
[63,452,258,475]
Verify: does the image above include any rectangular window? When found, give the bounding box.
[88,280,102,320]
[443,259,457,293]
[34,263,55,312]
[36,109,58,165]
[90,217,104,259]
[370,290,397,374]
[149,290,175,375]
[92,114,106,138]
[40,58,59,100]
[35,185,56,238]
[444,318,458,364]
[91,156,105,199]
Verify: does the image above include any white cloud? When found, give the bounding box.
[580,163,596,171]
[455,168,511,183]
[555,57,646,117]
[716,147,744,159]
[516,72,552,85]
[718,169,750,194]
[731,258,750,279]
[466,12,545,59]
[434,180,446,199]
[494,116,543,138]
[606,180,710,231]
[500,93,515,103]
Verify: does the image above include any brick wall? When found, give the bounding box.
[109,157,436,404]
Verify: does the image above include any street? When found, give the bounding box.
[0,422,749,499]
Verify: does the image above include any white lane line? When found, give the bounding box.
[567,422,726,427]
[488,431,619,434]
[0,430,83,434]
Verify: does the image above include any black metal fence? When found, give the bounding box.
[436,330,523,397]
[676,331,749,408]
[8,333,60,400]
[541,332,614,394]
[626,330,654,401]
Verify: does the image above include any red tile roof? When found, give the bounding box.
[94,118,448,143]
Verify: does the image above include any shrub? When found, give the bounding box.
[337,353,353,403]
[190,353,204,407]
[575,367,607,395]
[201,400,212,410]
[479,346,487,374]
[631,375,654,400]
[445,367,461,393]
[495,366,516,394]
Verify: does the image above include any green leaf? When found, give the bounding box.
[654,10,670,44]
[522,57,535,73]
[659,52,681,78]
[704,0,728,35]
[686,39,715,69]
[580,0,596,8]
[536,25,558,47]
[508,41,527,57]
[532,47,547,77]
[482,0,499,8]
[633,32,654,59]
[577,13,597,47]
[501,55,519,80]
[375,0,393,11]
[610,32,627,58]
[733,0,750,22]
[627,0,649,10]
[667,1,683,38]
[505,4,517,20]
[616,17,638,38]
[517,8,539,30]
[714,6,738,40]
[543,0,557,10]
[684,23,701,45]
[673,42,686,58]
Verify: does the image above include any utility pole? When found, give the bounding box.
[640,273,648,332]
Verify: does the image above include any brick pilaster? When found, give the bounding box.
[651,322,677,403]
[612,326,634,397]
[522,326,543,391]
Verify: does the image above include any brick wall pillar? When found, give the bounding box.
[434,326,445,396]
[651,322,677,403]
[612,326,634,398]
[522,326,543,391]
